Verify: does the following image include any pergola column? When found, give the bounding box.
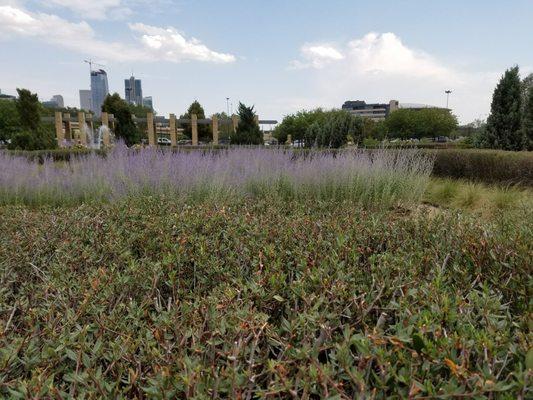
[191,114,198,146]
[211,115,219,145]
[77,111,87,146]
[147,112,155,146]
[169,114,177,147]
[101,112,110,146]
[231,114,239,133]
[55,112,63,147]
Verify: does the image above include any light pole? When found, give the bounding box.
[445,90,452,109]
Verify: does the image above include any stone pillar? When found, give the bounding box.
[191,113,198,146]
[63,113,72,141]
[169,114,177,147]
[254,115,259,125]
[147,112,155,146]
[231,114,239,133]
[55,111,64,147]
[77,111,87,146]
[211,115,219,145]
[101,112,110,146]
[286,134,292,145]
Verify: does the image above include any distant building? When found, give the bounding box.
[0,89,16,101]
[79,90,92,111]
[342,100,446,121]
[143,96,153,110]
[52,95,64,108]
[125,76,143,106]
[42,95,65,109]
[341,100,399,121]
[90,69,109,116]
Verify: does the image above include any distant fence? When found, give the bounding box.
[44,112,278,147]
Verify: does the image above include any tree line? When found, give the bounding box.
[273,107,458,148]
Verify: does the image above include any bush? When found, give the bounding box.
[0,198,530,397]
[430,149,533,185]
[7,126,56,151]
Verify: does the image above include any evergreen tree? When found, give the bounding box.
[180,101,210,141]
[484,66,524,150]
[522,85,533,150]
[15,88,41,131]
[102,93,139,146]
[231,103,262,145]
[8,88,56,150]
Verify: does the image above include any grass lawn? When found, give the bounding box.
[1,193,531,398]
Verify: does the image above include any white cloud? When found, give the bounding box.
[288,32,500,123]
[0,5,236,64]
[346,33,454,80]
[129,23,236,64]
[43,0,131,20]
[289,44,344,70]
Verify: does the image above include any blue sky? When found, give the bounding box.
[1,0,532,123]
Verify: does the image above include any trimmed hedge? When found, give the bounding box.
[431,149,533,185]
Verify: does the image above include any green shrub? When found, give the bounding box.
[430,149,533,185]
[0,198,530,397]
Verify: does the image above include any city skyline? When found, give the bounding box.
[0,1,532,123]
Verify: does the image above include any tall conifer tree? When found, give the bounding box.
[484,66,524,150]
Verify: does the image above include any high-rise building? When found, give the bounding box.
[125,76,143,106]
[79,90,92,111]
[90,69,109,116]
[52,95,64,108]
[143,96,153,110]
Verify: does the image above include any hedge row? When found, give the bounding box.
[430,149,533,185]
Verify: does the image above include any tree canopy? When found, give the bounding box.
[231,103,262,145]
[180,101,210,141]
[385,108,458,139]
[6,89,56,150]
[102,93,139,146]
[0,100,20,143]
[483,66,524,150]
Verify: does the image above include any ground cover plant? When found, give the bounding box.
[0,146,433,208]
[0,197,531,398]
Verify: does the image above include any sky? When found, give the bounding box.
[0,0,532,124]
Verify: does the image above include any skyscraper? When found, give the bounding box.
[52,95,64,108]
[143,96,153,110]
[125,76,143,106]
[79,90,92,111]
[90,69,109,116]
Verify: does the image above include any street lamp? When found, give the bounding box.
[445,90,452,109]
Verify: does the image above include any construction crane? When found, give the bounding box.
[84,59,105,73]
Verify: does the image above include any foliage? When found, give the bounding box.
[313,110,364,148]
[2,89,56,150]
[180,101,210,141]
[522,84,533,150]
[273,109,326,144]
[7,126,56,151]
[129,103,154,118]
[483,66,524,150]
[425,177,533,215]
[15,88,41,131]
[430,148,533,185]
[0,99,20,142]
[385,108,458,139]
[102,93,140,146]
[212,112,232,139]
[231,103,262,145]
[0,147,433,207]
[0,194,530,397]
